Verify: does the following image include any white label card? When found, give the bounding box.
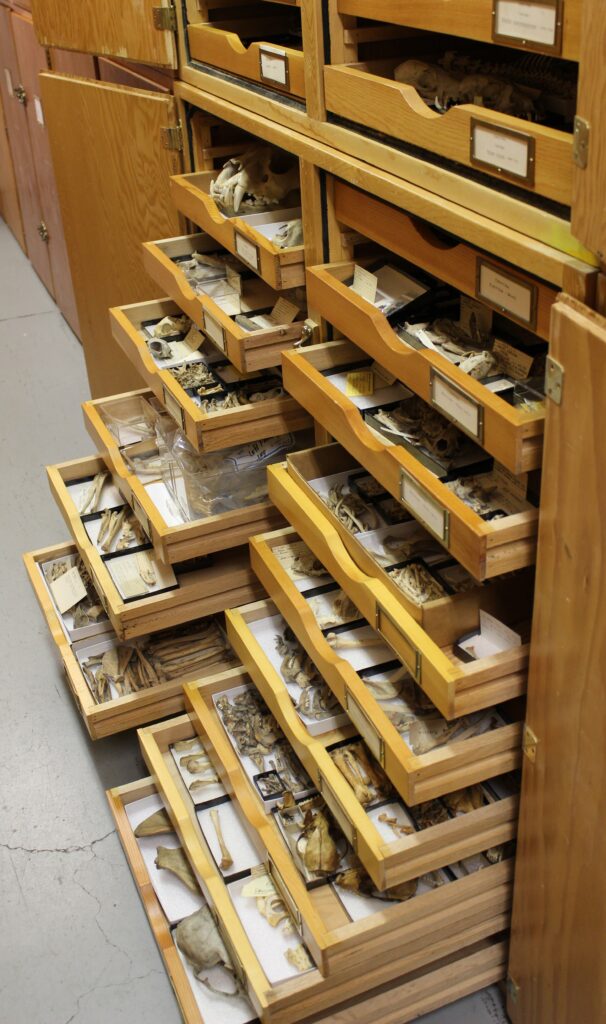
[50,566,88,614]
[270,296,299,324]
[494,0,558,47]
[346,692,383,764]
[260,46,288,86]
[4,68,13,96]
[461,611,522,659]
[400,473,448,543]
[477,261,536,327]
[319,775,356,846]
[431,372,482,440]
[34,96,44,126]
[351,266,378,304]
[234,231,259,271]
[472,122,532,181]
[163,386,184,429]
[130,494,150,540]
[204,312,226,351]
[183,324,205,352]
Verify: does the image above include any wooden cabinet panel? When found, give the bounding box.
[31,0,177,68]
[48,48,97,78]
[0,6,52,290]
[11,11,80,334]
[0,85,24,249]
[97,57,172,94]
[571,0,606,259]
[507,296,606,1023]
[39,73,183,396]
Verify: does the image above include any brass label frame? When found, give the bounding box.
[476,258,538,331]
[492,0,563,55]
[258,47,290,90]
[345,690,385,766]
[399,469,450,546]
[376,604,422,685]
[470,119,536,187]
[234,230,260,272]
[318,772,357,851]
[267,857,302,930]
[429,367,484,443]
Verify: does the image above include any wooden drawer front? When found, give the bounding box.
[140,701,512,1002]
[336,0,581,61]
[250,526,525,794]
[170,172,305,291]
[28,528,262,644]
[110,778,508,1024]
[110,299,312,451]
[78,400,298,563]
[142,232,307,373]
[307,262,544,475]
[187,23,305,99]
[226,599,519,892]
[324,64,571,204]
[23,542,236,739]
[281,343,539,580]
[269,447,532,640]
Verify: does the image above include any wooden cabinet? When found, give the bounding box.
[0,70,24,250]
[39,73,184,396]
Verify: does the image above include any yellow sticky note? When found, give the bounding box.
[346,371,374,397]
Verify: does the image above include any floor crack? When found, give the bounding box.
[0,830,115,856]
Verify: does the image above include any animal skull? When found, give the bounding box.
[211,146,300,215]
[273,218,303,249]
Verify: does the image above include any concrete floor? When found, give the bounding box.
[0,221,509,1023]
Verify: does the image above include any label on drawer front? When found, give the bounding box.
[493,0,559,50]
[130,493,151,542]
[430,369,483,442]
[319,774,357,849]
[162,386,185,430]
[476,259,537,329]
[4,68,13,97]
[34,96,44,126]
[234,230,260,272]
[203,311,226,352]
[400,471,449,545]
[471,121,535,185]
[259,46,289,86]
[346,691,385,765]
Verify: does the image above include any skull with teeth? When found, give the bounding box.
[210,145,300,215]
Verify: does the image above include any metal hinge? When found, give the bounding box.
[14,84,27,106]
[507,975,520,1003]
[523,723,539,763]
[573,116,590,169]
[160,124,183,151]
[545,355,564,404]
[152,4,177,31]
[298,318,319,345]
[37,221,49,243]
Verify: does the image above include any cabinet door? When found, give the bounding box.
[508,295,606,1023]
[31,0,177,68]
[571,0,606,259]
[0,81,25,250]
[0,5,53,292]
[39,73,183,396]
[11,12,80,335]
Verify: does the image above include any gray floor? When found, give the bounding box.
[0,221,509,1023]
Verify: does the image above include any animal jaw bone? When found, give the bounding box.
[324,632,385,652]
[308,591,358,630]
[394,59,539,120]
[210,808,233,871]
[273,218,303,249]
[155,846,200,893]
[298,807,341,873]
[330,742,391,806]
[210,145,300,215]
[373,397,463,461]
[79,471,107,514]
[134,808,173,837]
[175,906,243,997]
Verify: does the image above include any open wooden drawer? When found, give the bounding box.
[110,775,508,1023]
[226,599,519,890]
[187,16,305,100]
[268,447,531,636]
[250,526,525,790]
[23,541,237,739]
[170,172,305,291]
[109,299,311,451]
[142,232,308,373]
[282,342,539,579]
[139,703,512,1003]
[335,0,582,62]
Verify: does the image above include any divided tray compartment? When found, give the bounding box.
[77,405,297,564]
[140,696,514,995]
[22,541,236,738]
[306,180,556,473]
[281,340,539,580]
[142,232,307,372]
[226,599,520,891]
[110,777,509,1023]
[109,300,312,451]
[266,455,532,718]
[170,172,305,291]
[249,525,524,801]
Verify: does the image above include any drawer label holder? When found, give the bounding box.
[430,368,484,443]
[130,492,151,542]
[203,311,227,352]
[470,119,535,186]
[476,258,538,331]
[209,904,247,990]
[259,46,290,88]
[267,856,302,930]
[234,230,260,272]
[318,772,357,851]
[492,0,563,54]
[346,689,385,766]
[162,385,185,431]
[399,469,450,546]
[376,604,422,685]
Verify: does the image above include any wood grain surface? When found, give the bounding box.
[571,0,606,258]
[508,295,606,1023]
